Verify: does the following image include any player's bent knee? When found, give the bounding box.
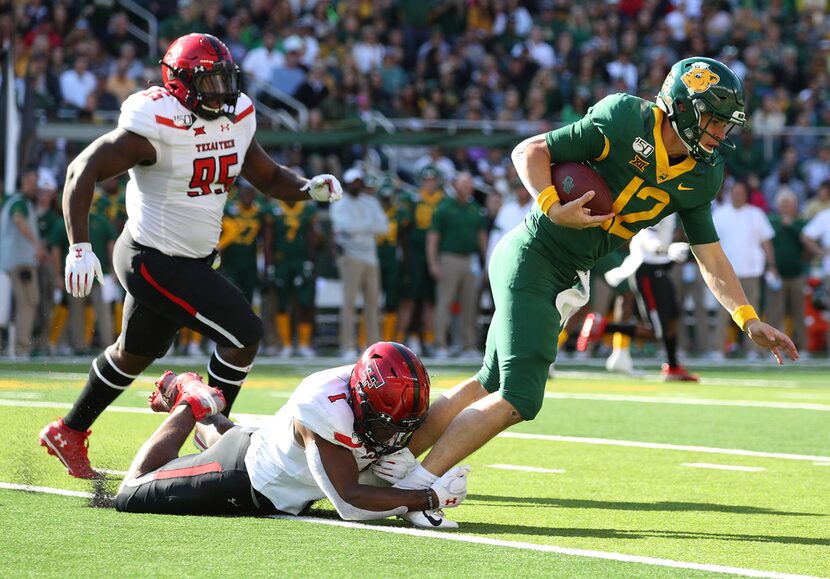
[502,391,544,421]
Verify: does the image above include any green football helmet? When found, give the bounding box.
[657,56,746,166]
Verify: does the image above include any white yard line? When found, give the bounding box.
[550,371,800,389]
[0,482,820,579]
[498,433,830,462]
[0,482,92,498]
[681,463,766,472]
[486,464,565,474]
[543,392,830,412]
[3,398,828,462]
[97,468,127,476]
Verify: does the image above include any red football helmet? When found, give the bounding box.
[348,342,430,455]
[160,33,240,121]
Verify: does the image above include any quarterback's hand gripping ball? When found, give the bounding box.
[302,174,343,203]
[371,448,419,484]
[65,242,104,298]
[430,465,471,509]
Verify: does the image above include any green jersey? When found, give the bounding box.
[92,189,128,233]
[430,197,485,255]
[377,200,409,261]
[534,93,722,271]
[49,215,116,272]
[270,200,317,262]
[220,198,268,265]
[406,189,444,252]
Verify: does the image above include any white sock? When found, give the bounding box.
[394,463,439,490]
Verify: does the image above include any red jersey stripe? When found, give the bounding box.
[334,432,362,448]
[154,461,223,480]
[154,114,190,130]
[139,263,198,316]
[234,105,254,123]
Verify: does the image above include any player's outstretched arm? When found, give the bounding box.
[241,138,343,203]
[692,241,798,364]
[63,128,155,245]
[296,422,436,521]
[63,129,155,297]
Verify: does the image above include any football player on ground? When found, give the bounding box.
[115,342,470,528]
[395,57,799,528]
[39,33,343,479]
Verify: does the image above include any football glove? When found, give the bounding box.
[430,465,470,509]
[667,242,690,263]
[302,174,343,203]
[65,242,104,298]
[371,448,419,484]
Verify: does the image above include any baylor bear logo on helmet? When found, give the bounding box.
[681,62,721,95]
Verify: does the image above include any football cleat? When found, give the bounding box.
[148,371,226,421]
[576,313,606,352]
[661,363,699,382]
[606,348,634,374]
[400,509,459,530]
[38,418,98,479]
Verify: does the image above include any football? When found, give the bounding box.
[549,162,614,215]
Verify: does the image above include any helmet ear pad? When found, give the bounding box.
[657,56,746,166]
[160,33,241,120]
[348,342,430,455]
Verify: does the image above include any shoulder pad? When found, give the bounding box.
[119,88,194,142]
[587,93,652,142]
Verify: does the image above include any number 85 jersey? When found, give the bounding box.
[118,87,257,258]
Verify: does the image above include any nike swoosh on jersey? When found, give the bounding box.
[678,184,694,191]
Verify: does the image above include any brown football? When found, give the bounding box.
[549,162,614,215]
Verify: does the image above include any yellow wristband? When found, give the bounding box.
[537,185,560,215]
[731,305,759,331]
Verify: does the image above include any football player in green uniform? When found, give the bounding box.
[395,166,444,353]
[393,57,799,528]
[377,181,410,341]
[218,182,268,304]
[266,197,320,357]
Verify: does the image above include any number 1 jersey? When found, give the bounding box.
[118,87,257,258]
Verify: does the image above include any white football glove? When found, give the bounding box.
[667,242,690,263]
[371,448,419,484]
[301,174,343,203]
[65,242,104,298]
[430,465,470,509]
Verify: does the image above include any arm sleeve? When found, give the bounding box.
[545,116,607,163]
[305,440,407,521]
[679,203,720,246]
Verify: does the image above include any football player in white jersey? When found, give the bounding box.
[115,342,470,529]
[39,33,344,480]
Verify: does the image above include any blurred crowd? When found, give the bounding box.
[3,0,830,360]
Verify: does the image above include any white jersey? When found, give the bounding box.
[245,365,381,514]
[629,213,676,265]
[118,87,257,258]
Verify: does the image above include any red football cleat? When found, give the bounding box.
[38,419,98,479]
[661,363,699,382]
[148,371,226,421]
[576,313,607,352]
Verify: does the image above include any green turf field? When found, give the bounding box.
[2,359,828,578]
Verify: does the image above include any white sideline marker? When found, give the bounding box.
[681,463,766,472]
[0,483,820,579]
[814,462,830,467]
[487,464,565,474]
